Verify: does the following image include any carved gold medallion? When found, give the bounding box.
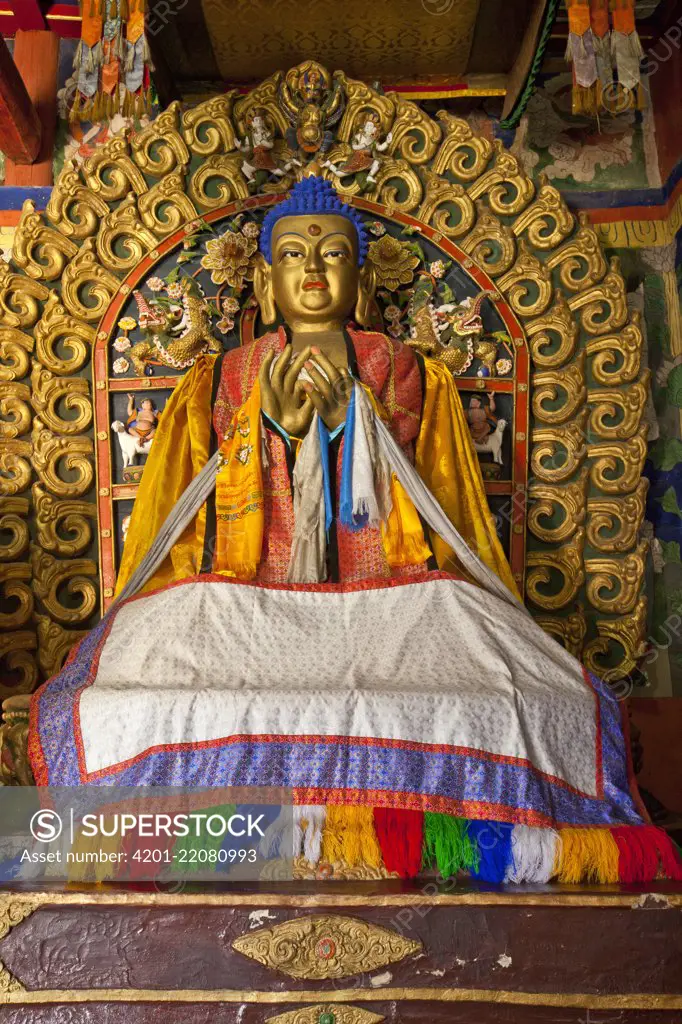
[233,914,422,979]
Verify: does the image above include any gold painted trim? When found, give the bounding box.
[2,889,681,909]
[395,88,507,99]
[2,986,681,1010]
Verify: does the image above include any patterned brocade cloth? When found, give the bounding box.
[31,570,640,835]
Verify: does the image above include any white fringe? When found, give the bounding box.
[505,825,559,884]
[258,805,326,863]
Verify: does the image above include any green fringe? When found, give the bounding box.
[171,803,236,874]
[422,813,479,878]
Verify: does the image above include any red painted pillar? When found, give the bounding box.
[0,34,41,163]
[4,29,59,186]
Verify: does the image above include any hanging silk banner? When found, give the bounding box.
[72,0,153,122]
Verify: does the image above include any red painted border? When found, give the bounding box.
[94,196,530,610]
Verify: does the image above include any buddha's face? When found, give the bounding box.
[267,214,361,328]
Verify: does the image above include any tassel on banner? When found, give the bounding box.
[610,0,645,110]
[565,0,598,114]
[71,0,151,123]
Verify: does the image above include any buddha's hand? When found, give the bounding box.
[302,349,352,431]
[258,345,314,438]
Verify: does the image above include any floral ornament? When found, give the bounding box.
[367,234,420,292]
[113,336,131,353]
[146,276,165,292]
[383,303,405,339]
[216,316,235,335]
[368,220,386,237]
[242,221,261,239]
[113,357,130,374]
[166,282,184,300]
[117,316,137,331]
[429,260,446,279]
[496,358,513,376]
[223,296,240,315]
[201,229,257,287]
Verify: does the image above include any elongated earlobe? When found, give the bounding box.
[354,261,376,327]
[253,254,277,324]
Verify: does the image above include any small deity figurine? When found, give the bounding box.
[126,394,158,445]
[240,108,300,185]
[324,113,393,184]
[467,391,497,445]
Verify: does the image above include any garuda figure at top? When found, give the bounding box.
[30,177,681,885]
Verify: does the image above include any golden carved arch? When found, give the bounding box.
[0,62,648,697]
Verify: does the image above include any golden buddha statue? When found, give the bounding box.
[116,175,515,595]
[24,177,671,889]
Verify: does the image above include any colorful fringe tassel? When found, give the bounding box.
[290,807,682,885]
[373,808,423,878]
[565,0,644,115]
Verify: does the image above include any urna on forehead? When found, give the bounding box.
[259,176,369,265]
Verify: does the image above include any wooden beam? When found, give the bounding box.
[0,34,41,163]
[4,29,59,186]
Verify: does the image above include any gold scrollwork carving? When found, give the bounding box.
[61,241,120,322]
[369,158,422,214]
[585,540,648,615]
[30,362,92,435]
[582,599,648,683]
[31,417,94,497]
[526,294,579,369]
[531,410,589,483]
[0,562,33,629]
[526,528,586,610]
[96,197,158,273]
[528,468,588,544]
[188,153,250,211]
[266,1008,384,1024]
[233,914,422,980]
[468,144,535,217]
[433,111,494,182]
[82,135,147,201]
[0,382,31,439]
[0,262,48,328]
[0,327,33,382]
[532,353,586,425]
[34,292,94,376]
[586,479,648,553]
[388,93,441,165]
[182,92,238,156]
[30,544,97,625]
[568,258,628,336]
[12,201,79,282]
[497,243,553,319]
[0,439,32,496]
[588,373,650,440]
[533,606,587,659]
[546,215,608,293]
[588,425,648,494]
[36,612,86,679]
[0,497,29,560]
[586,315,643,386]
[45,161,110,240]
[138,173,199,238]
[461,202,517,278]
[0,632,37,701]
[0,702,33,785]
[417,169,476,239]
[33,483,96,557]
[512,178,574,250]
[131,101,190,178]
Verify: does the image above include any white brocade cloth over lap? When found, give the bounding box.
[31,573,643,830]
